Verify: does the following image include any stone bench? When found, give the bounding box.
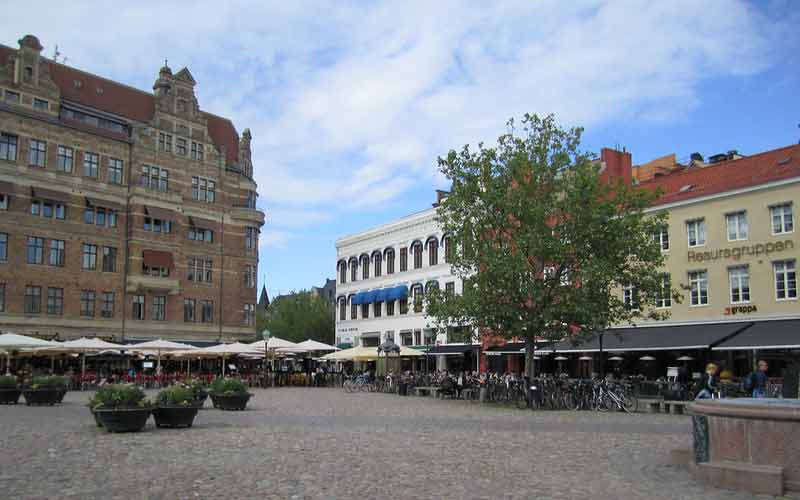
[636,398,689,414]
[663,400,689,415]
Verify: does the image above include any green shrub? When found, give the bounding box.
[90,384,148,409]
[209,377,247,395]
[156,386,195,406]
[0,375,18,388]
[30,376,67,389]
[184,378,207,398]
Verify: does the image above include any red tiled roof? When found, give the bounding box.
[639,144,800,206]
[0,44,240,166]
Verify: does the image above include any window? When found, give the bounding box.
[244,265,256,288]
[725,211,748,241]
[27,236,44,264]
[689,270,709,306]
[445,282,455,297]
[133,295,145,320]
[102,247,117,272]
[653,226,669,251]
[158,133,172,153]
[428,239,438,266]
[361,303,369,319]
[339,298,346,321]
[0,133,17,161]
[143,262,170,277]
[80,290,96,317]
[412,242,423,269]
[245,191,257,209]
[141,165,168,192]
[245,227,258,250]
[350,260,358,282]
[57,146,73,172]
[191,141,204,161]
[176,137,187,156]
[729,266,750,304]
[373,253,382,277]
[84,207,117,227]
[83,151,99,177]
[386,300,395,316]
[5,90,20,103]
[0,233,6,262]
[191,177,216,203]
[400,247,408,272]
[100,292,114,318]
[152,296,166,321]
[144,217,172,234]
[774,260,797,300]
[187,257,213,282]
[24,285,41,313]
[184,299,196,322]
[771,203,794,235]
[338,261,347,284]
[33,98,48,111]
[686,219,705,247]
[47,288,63,315]
[401,332,413,346]
[444,236,454,263]
[399,297,408,315]
[374,302,382,318]
[243,304,255,326]
[652,274,671,309]
[201,300,213,323]
[413,285,423,313]
[0,193,6,210]
[188,227,213,242]
[108,158,123,184]
[30,199,66,220]
[82,244,97,270]
[386,249,395,274]
[48,239,65,267]
[28,139,46,167]
[0,283,4,312]
[350,298,357,320]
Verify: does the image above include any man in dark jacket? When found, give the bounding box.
[748,360,769,398]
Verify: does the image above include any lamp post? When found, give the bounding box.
[262,329,271,387]
[378,339,401,392]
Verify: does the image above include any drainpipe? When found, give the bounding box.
[120,126,134,341]
[218,212,224,342]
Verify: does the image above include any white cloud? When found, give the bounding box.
[262,230,294,250]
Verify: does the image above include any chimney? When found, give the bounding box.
[599,148,632,185]
[433,189,449,207]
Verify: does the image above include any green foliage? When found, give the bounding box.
[427,114,681,351]
[183,378,207,398]
[0,375,18,388]
[209,377,248,395]
[90,384,148,409]
[156,386,196,406]
[30,376,68,389]
[262,291,334,344]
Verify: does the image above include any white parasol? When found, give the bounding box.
[0,333,58,374]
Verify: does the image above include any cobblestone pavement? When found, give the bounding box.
[0,388,793,500]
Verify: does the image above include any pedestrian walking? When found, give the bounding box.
[694,363,719,400]
[745,359,769,398]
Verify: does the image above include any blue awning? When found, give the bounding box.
[374,288,390,302]
[351,293,365,305]
[386,285,409,301]
[352,286,408,305]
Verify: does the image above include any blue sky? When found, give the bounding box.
[2,1,799,299]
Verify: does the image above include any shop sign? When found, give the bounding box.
[724,304,758,315]
[688,239,794,263]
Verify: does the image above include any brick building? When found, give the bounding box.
[0,35,265,343]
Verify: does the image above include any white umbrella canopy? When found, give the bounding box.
[36,337,125,379]
[295,339,339,351]
[0,333,59,375]
[196,342,263,375]
[267,337,298,350]
[128,339,198,369]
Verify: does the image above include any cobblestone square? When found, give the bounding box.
[0,388,788,499]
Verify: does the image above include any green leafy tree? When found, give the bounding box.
[426,114,680,379]
[262,291,335,345]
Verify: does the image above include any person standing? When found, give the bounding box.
[747,360,769,398]
[695,363,719,400]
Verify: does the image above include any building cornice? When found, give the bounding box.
[646,176,800,214]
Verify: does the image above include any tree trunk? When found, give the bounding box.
[525,337,536,382]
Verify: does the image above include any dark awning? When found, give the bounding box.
[542,322,753,353]
[144,205,174,220]
[712,319,800,350]
[426,344,479,356]
[31,186,71,201]
[485,342,525,355]
[85,196,122,210]
[142,249,174,269]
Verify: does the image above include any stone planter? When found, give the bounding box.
[153,405,199,428]
[56,387,68,403]
[89,408,103,427]
[210,392,251,411]
[93,407,151,433]
[22,388,61,406]
[193,390,208,407]
[0,388,21,404]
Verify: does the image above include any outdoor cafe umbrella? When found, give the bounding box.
[0,333,57,374]
[195,342,262,375]
[128,339,198,370]
[36,337,124,379]
[294,339,339,352]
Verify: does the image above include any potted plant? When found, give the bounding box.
[55,376,70,403]
[90,384,151,432]
[185,379,209,406]
[22,376,63,406]
[0,375,21,404]
[209,377,251,410]
[153,386,200,428]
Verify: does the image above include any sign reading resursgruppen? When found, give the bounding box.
[688,239,794,263]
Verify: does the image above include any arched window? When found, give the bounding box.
[372,251,382,278]
[349,295,357,320]
[425,280,439,296]
[338,260,347,284]
[385,248,395,274]
[338,296,346,321]
[360,254,370,280]
[349,257,358,282]
[411,240,423,269]
[399,247,408,272]
[411,283,424,313]
[426,236,439,266]
[443,235,453,263]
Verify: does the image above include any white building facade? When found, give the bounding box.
[335,204,461,357]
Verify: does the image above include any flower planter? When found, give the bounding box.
[22,388,61,406]
[0,388,21,404]
[210,392,251,410]
[153,405,200,428]
[93,408,151,433]
[90,408,103,427]
[193,390,208,407]
[56,387,68,403]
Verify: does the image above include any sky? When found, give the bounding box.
[2,1,799,299]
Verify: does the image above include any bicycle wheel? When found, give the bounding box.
[621,393,637,413]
